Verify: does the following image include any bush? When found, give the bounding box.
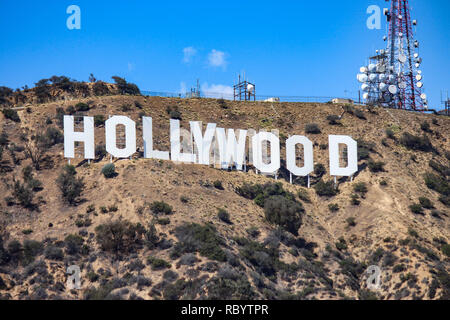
[44,246,64,260]
[94,115,105,127]
[56,165,84,205]
[147,256,171,270]
[12,180,34,208]
[101,163,117,178]
[409,203,424,214]
[327,115,340,125]
[75,102,90,112]
[65,234,85,255]
[92,81,110,96]
[264,195,304,235]
[353,182,368,194]
[297,188,311,203]
[213,180,224,190]
[439,195,450,207]
[393,264,406,273]
[357,139,375,160]
[112,76,141,95]
[305,123,321,134]
[166,105,182,120]
[95,144,107,160]
[368,159,385,172]
[328,203,339,212]
[236,182,295,208]
[424,173,449,196]
[314,180,338,197]
[429,159,450,177]
[385,128,395,139]
[442,244,450,257]
[354,109,366,120]
[350,194,361,205]
[400,133,433,152]
[346,217,356,227]
[335,238,347,251]
[173,223,226,262]
[95,220,145,254]
[2,109,20,122]
[217,208,231,224]
[314,163,326,177]
[150,201,173,215]
[420,121,431,132]
[23,240,44,265]
[418,197,434,209]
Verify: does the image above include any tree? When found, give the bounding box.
[24,131,48,170]
[112,76,140,95]
[57,165,85,205]
[89,73,97,83]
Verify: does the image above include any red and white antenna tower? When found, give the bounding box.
[386,0,426,111]
[357,0,427,111]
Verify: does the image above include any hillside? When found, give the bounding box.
[0,92,449,300]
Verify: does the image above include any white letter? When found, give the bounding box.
[329,135,358,176]
[366,5,381,30]
[170,119,195,163]
[105,116,136,158]
[286,135,313,176]
[252,132,280,174]
[66,5,81,30]
[190,121,216,165]
[64,115,94,159]
[142,117,169,160]
[216,128,247,170]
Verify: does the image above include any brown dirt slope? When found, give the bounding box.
[0,94,449,300]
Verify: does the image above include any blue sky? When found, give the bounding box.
[0,0,448,109]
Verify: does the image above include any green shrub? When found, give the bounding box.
[418,197,434,209]
[264,195,304,235]
[147,256,171,270]
[75,102,90,112]
[408,228,419,238]
[112,76,140,95]
[442,244,450,257]
[346,217,356,227]
[217,208,231,224]
[92,81,110,96]
[393,264,406,273]
[2,109,20,122]
[64,234,85,255]
[101,163,117,178]
[94,115,105,127]
[350,194,361,205]
[314,163,326,177]
[368,159,385,172]
[44,246,64,260]
[400,133,433,152]
[173,223,226,262]
[236,182,295,208]
[335,238,348,251]
[328,203,339,212]
[166,105,182,120]
[150,201,173,215]
[354,109,366,120]
[429,159,450,177]
[439,195,450,207]
[12,180,34,208]
[314,180,338,197]
[385,128,395,139]
[420,121,431,132]
[23,240,44,264]
[156,217,170,225]
[95,144,107,160]
[423,173,449,196]
[57,165,84,205]
[409,203,424,214]
[353,182,368,194]
[213,180,224,190]
[95,220,145,254]
[357,139,375,160]
[297,188,311,203]
[327,115,340,125]
[305,123,321,134]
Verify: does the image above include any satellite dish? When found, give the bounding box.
[379,74,387,81]
[399,82,407,89]
[417,82,423,88]
[361,84,370,92]
[363,93,369,100]
[379,83,388,91]
[377,64,386,73]
[398,54,407,63]
[388,75,396,82]
[413,53,419,58]
[399,32,403,38]
[368,64,377,72]
[357,74,368,83]
[415,63,420,68]
[369,74,378,82]
[398,15,403,19]
[247,84,254,92]
[413,20,417,25]
[360,66,368,73]
[417,70,422,74]
[389,85,398,94]
[420,93,427,100]
[416,74,422,81]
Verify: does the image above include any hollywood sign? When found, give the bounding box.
[63,115,358,178]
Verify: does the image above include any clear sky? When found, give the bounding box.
[0,0,448,109]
